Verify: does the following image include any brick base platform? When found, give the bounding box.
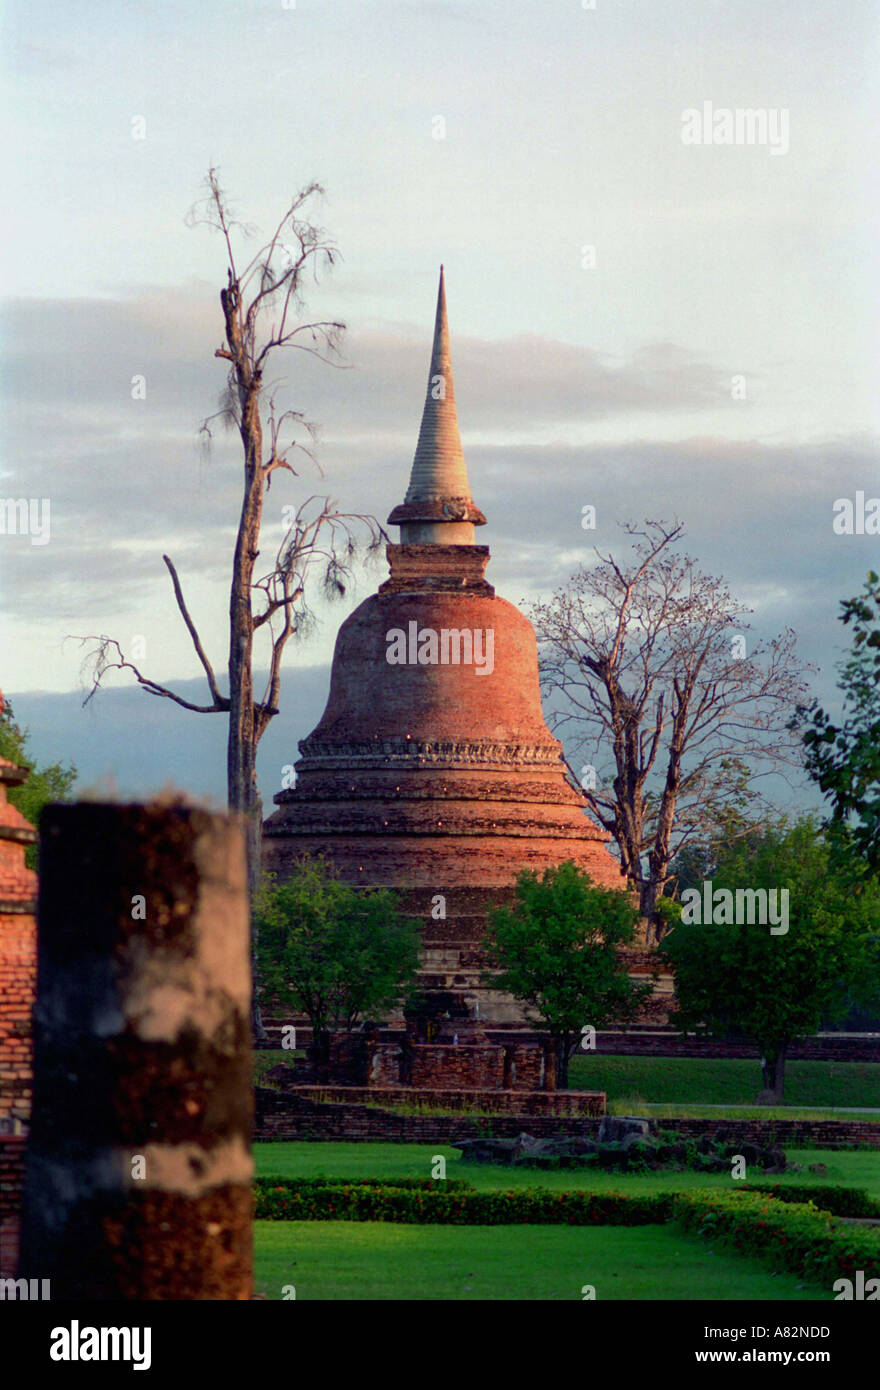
[270,1084,604,1117]
[254,1087,880,1148]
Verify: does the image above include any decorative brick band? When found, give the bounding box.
[0,824,37,845]
[293,738,565,767]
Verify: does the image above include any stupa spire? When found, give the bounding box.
[388,267,486,544]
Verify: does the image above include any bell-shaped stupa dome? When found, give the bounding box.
[263,270,624,1020]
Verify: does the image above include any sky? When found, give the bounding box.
[1,0,878,807]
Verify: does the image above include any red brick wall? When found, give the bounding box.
[0,834,35,901]
[0,911,37,1126]
[0,1133,26,1274]
[505,1045,545,1090]
[0,756,37,1258]
[362,1040,548,1090]
[653,1118,880,1149]
[309,1037,555,1091]
[408,1045,506,1089]
[0,1134,26,1220]
[253,1088,880,1148]
[292,1084,603,1117]
[0,775,38,1127]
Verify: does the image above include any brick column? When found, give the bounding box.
[18,803,253,1300]
[0,756,38,1129]
[0,747,38,1277]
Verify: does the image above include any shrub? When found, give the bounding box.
[256,1175,474,1190]
[743,1183,880,1219]
[672,1190,880,1287]
[254,1180,673,1226]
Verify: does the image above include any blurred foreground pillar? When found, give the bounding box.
[19,803,253,1299]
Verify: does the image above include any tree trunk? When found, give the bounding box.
[645,823,676,944]
[228,406,269,1044]
[312,1029,331,1083]
[756,1044,788,1104]
[247,797,268,1045]
[640,879,661,945]
[542,1039,557,1092]
[555,1035,571,1090]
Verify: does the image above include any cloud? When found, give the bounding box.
[1,287,877,790]
[0,285,750,619]
[2,286,737,431]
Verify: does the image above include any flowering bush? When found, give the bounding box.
[672,1190,880,1286]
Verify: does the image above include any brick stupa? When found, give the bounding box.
[0,693,38,1276]
[263,270,627,1023]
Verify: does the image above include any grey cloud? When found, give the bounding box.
[0,287,753,620]
[3,288,736,432]
[2,289,877,775]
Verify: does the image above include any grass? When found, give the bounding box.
[251,1140,875,1300]
[609,1101,880,1121]
[568,1055,880,1108]
[253,1140,880,1197]
[254,1050,303,1085]
[256,1050,880,1111]
[252,1219,828,1300]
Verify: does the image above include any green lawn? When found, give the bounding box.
[256,1050,880,1111]
[251,1140,877,1300]
[568,1055,880,1108]
[609,1104,880,1121]
[253,1140,880,1196]
[253,1220,828,1300]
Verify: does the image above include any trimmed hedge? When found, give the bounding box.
[744,1182,880,1219]
[252,1177,880,1285]
[256,1176,473,1192]
[255,1180,672,1225]
[672,1190,880,1288]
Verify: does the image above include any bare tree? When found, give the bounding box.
[530,520,811,943]
[76,170,384,1038]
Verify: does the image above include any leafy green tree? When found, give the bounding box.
[484,861,652,1088]
[0,698,76,869]
[659,818,880,1102]
[793,571,880,879]
[669,801,772,899]
[255,856,420,1062]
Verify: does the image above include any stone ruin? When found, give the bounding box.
[264,989,606,1119]
[274,1003,556,1093]
[455,1117,790,1173]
